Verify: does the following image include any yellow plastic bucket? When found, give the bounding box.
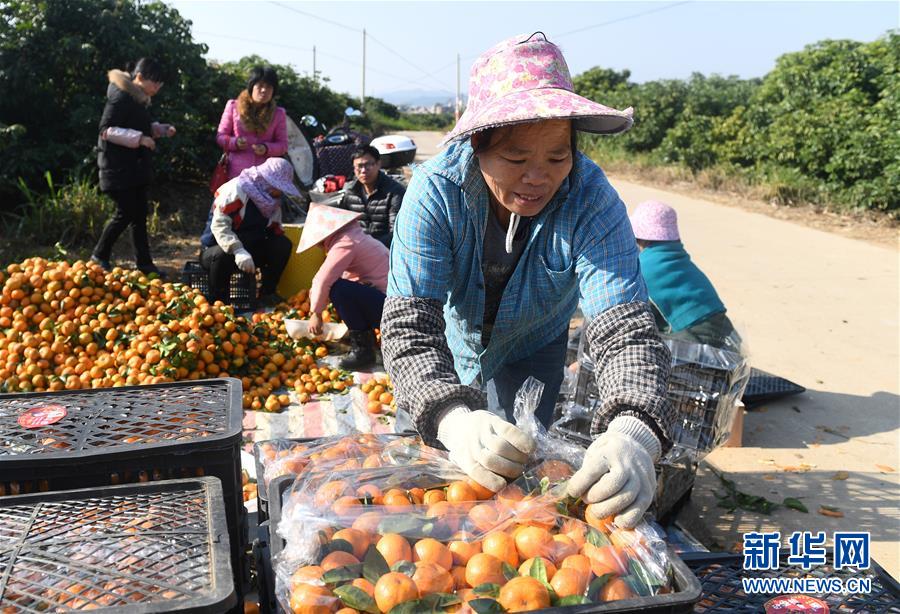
[276,224,325,298]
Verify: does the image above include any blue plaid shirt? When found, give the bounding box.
[388,140,647,386]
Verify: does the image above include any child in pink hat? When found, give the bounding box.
[298,203,389,370]
[629,200,739,350]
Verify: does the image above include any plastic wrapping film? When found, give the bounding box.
[256,434,446,496]
[563,331,751,465]
[273,379,676,613]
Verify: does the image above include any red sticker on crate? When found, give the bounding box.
[765,595,830,613]
[17,404,68,428]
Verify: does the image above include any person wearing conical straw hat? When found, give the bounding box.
[382,33,674,528]
[297,203,390,370]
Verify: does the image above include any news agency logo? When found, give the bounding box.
[741,531,872,596]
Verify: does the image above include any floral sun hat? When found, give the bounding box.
[442,32,633,145]
[237,158,301,218]
[296,203,362,253]
[629,200,681,241]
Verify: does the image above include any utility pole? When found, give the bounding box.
[455,53,461,122]
[361,28,366,110]
[312,45,317,84]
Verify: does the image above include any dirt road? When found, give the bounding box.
[403,130,900,578]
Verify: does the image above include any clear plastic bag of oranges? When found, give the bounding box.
[273,379,675,612]
[257,432,448,493]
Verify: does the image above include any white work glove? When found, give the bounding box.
[567,415,661,528]
[233,248,255,274]
[437,406,536,492]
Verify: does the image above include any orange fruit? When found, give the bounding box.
[376,533,413,567]
[560,519,586,547]
[448,540,481,566]
[412,561,454,595]
[498,576,551,612]
[320,550,360,571]
[351,511,383,538]
[413,538,453,571]
[514,526,554,561]
[550,567,589,598]
[482,531,518,566]
[290,565,325,589]
[518,556,557,580]
[374,572,419,613]
[335,608,358,614]
[496,484,525,509]
[289,583,339,614]
[450,565,469,589]
[466,478,496,500]
[561,554,592,578]
[446,481,478,504]
[584,504,616,532]
[315,480,350,507]
[583,543,628,576]
[551,534,579,563]
[465,553,506,587]
[423,489,446,505]
[332,528,370,560]
[408,488,425,504]
[332,496,361,517]
[467,503,501,532]
[600,577,635,602]
[382,489,412,509]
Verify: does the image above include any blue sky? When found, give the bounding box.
[170,1,898,102]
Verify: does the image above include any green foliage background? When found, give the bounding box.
[575,32,899,214]
[0,0,896,221]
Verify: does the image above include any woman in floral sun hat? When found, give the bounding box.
[382,33,674,528]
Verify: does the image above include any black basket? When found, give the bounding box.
[181,260,257,312]
[683,552,900,612]
[0,477,236,613]
[741,367,806,409]
[0,379,247,600]
[265,475,701,613]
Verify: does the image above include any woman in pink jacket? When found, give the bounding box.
[216,66,288,179]
[297,203,389,370]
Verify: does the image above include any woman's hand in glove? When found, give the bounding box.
[233,248,255,274]
[566,416,661,528]
[438,407,536,493]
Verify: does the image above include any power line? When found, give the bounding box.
[195,30,443,92]
[367,33,454,93]
[556,1,693,38]
[267,1,361,34]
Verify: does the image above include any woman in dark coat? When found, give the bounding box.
[92,58,175,275]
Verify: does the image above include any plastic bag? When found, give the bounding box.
[272,379,677,613]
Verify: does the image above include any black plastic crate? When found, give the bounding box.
[683,552,900,612]
[266,475,701,613]
[181,260,257,312]
[0,379,247,601]
[0,477,236,613]
[742,367,806,409]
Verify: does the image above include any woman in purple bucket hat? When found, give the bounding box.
[199,157,298,308]
[382,33,674,527]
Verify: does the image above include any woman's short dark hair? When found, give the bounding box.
[128,58,164,83]
[247,66,279,96]
[351,145,381,162]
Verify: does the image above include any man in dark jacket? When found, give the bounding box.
[337,145,406,248]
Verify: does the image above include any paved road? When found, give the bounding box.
[399,130,899,578]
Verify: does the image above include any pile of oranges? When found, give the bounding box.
[360,375,395,415]
[278,454,671,613]
[0,258,345,412]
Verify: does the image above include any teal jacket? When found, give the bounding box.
[639,241,725,332]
